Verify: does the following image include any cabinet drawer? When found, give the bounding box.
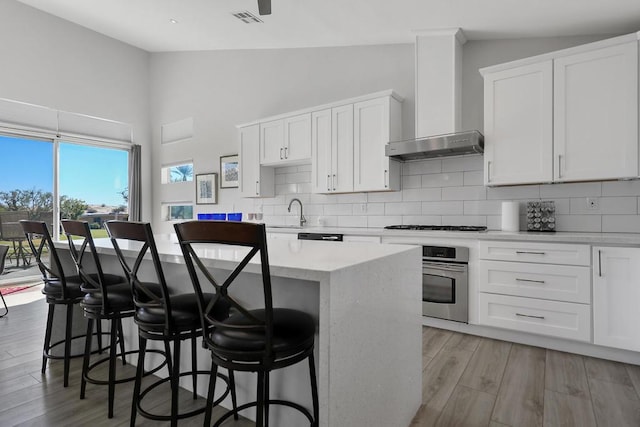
[479,260,590,303]
[478,293,591,342]
[479,241,590,266]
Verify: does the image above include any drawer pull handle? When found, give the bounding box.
[515,278,545,284]
[516,251,546,255]
[516,313,545,320]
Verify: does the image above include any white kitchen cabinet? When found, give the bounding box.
[311,106,354,193]
[592,246,640,352]
[238,124,274,198]
[554,42,638,181]
[478,240,591,342]
[353,96,401,192]
[260,114,311,166]
[483,61,553,185]
[481,34,639,186]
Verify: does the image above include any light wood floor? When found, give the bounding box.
[410,327,640,427]
[4,293,640,426]
[0,292,251,426]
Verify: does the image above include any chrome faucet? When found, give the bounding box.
[287,198,306,227]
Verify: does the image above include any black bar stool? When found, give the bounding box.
[61,220,165,418]
[0,244,9,318]
[21,220,91,387]
[175,220,319,427]
[105,220,236,427]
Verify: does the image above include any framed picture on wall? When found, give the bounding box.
[220,154,239,188]
[196,173,218,204]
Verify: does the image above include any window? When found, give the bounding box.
[161,162,193,184]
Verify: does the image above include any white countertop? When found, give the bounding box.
[71,235,419,281]
[268,225,640,246]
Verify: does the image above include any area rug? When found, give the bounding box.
[0,282,39,296]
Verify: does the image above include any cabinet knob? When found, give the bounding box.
[327,175,331,191]
[384,170,388,188]
[255,181,259,195]
[332,174,336,191]
[284,146,288,159]
[280,148,283,160]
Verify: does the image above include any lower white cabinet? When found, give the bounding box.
[592,246,640,352]
[479,293,591,342]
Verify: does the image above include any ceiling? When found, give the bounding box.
[16,0,640,52]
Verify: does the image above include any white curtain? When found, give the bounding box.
[128,144,142,221]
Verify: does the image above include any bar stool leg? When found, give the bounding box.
[229,369,239,420]
[42,304,55,374]
[130,335,146,427]
[170,338,181,427]
[204,361,218,427]
[63,304,74,387]
[80,318,94,399]
[264,371,270,427]
[96,320,103,353]
[256,371,265,427]
[108,319,118,418]
[117,318,126,365]
[309,352,319,427]
[191,332,198,399]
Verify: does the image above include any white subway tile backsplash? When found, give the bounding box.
[402,175,422,189]
[402,215,442,225]
[367,216,402,228]
[403,159,442,175]
[539,182,602,198]
[338,215,368,227]
[422,172,463,188]
[555,215,602,232]
[569,197,637,215]
[486,185,540,200]
[464,200,503,215]
[385,202,422,215]
[602,180,640,197]
[324,203,353,215]
[602,215,640,232]
[421,201,464,215]
[255,157,640,233]
[402,188,441,202]
[442,186,487,201]
[441,155,483,172]
[463,170,484,186]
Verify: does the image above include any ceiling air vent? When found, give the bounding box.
[232,11,264,24]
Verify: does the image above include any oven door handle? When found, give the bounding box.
[423,263,467,273]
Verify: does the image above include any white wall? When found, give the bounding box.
[149,44,415,233]
[0,1,152,220]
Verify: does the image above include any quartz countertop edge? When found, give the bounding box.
[54,236,420,282]
[267,225,640,245]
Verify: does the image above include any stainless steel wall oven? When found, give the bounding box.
[422,245,469,323]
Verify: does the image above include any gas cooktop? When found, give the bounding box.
[384,225,488,232]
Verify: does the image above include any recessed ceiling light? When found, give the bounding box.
[169,18,178,24]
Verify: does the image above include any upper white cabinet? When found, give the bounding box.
[260,113,312,166]
[554,42,638,181]
[592,246,640,352]
[311,105,354,193]
[238,124,274,198]
[353,96,402,192]
[481,34,639,186]
[483,61,553,185]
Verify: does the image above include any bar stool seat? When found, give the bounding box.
[135,292,220,330]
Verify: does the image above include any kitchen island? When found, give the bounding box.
[54,234,422,427]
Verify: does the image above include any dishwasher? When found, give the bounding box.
[297,232,344,242]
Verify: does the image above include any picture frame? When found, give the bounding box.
[195,173,218,204]
[220,154,239,188]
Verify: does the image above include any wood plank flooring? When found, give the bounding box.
[411,327,640,427]
[4,290,640,426]
[0,291,251,426]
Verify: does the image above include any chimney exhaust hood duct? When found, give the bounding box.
[388,28,484,161]
[385,130,483,161]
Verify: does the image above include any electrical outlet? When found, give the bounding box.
[586,197,599,210]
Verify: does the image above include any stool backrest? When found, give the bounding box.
[20,220,70,298]
[105,220,174,333]
[61,220,115,312]
[0,244,9,275]
[174,221,274,354]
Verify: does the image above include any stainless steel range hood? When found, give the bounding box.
[385,130,484,161]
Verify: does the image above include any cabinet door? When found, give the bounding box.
[354,97,391,192]
[239,124,260,197]
[593,246,640,351]
[483,61,553,185]
[554,42,638,181]
[332,104,354,193]
[283,114,311,162]
[311,109,332,193]
[260,119,285,165]
[239,124,274,198]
